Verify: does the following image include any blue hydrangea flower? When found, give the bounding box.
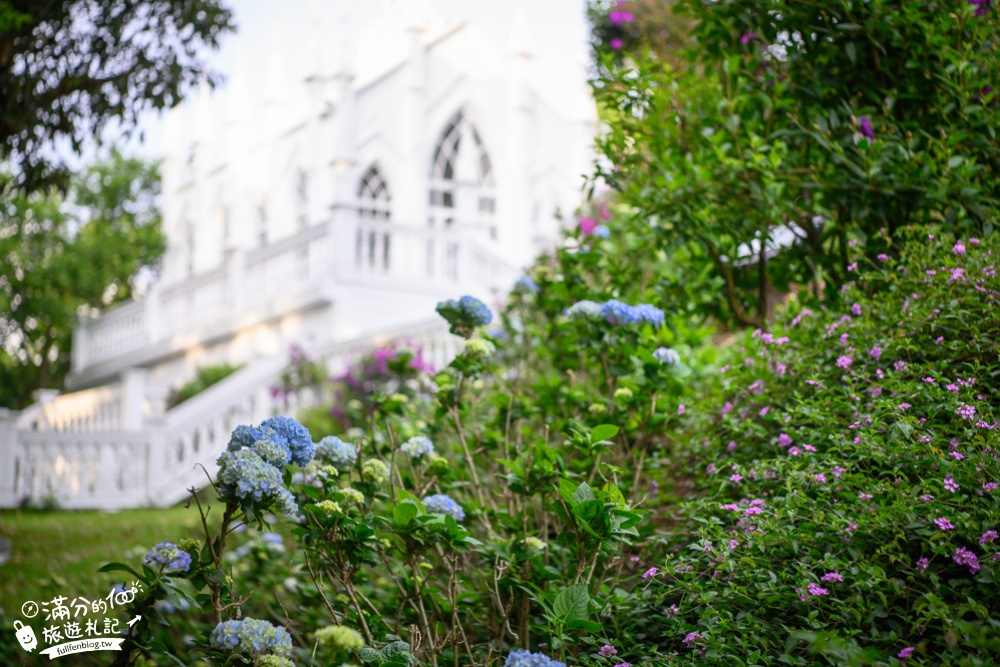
[211,620,243,650]
[633,303,665,325]
[513,276,539,293]
[315,436,358,471]
[653,347,680,365]
[565,300,602,319]
[228,424,264,452]
[600,299,639,324]
[457,295,493,326]
[216,448,289,508]
[260,416,315,467]
[401,436,435,458]
[251,437,292,468]
[504,649,567,667]
[210,618,292,658]
[144,541,192,572]
[423,493,466,521]
[593,224,611,238]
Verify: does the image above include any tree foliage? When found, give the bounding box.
[0,150,166,408]
[590,0,1000,326]
[0,0,234,192]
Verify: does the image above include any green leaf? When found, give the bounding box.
[572,482,596,504]
[394,502,418,526]
[96,562,145,581]
[591,423,620,443]
[553,583,591,622]
[566,619,603,633]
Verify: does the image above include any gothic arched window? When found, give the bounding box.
[356,165,391,271]
[428,110,496,278]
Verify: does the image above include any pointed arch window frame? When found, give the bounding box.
[356,164,392,272]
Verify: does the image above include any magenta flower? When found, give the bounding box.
[944,477,960,493]
[778,433,792,447]
[579,217,597,235]
[609,37,624,50]
[858,117,875,140]
[916,557,930,573]
[980,530,997,544]
[642,567,658,581]
[968,0,991,17]
[934,517,955,531]
[608,10,634,25]
[877,253,889,261]
[599,645,618,657]
[806,582,829,597]
[955,403,976,420]
[836,355,853,369]
[954,240,966,255]
[682,631,702,645]
[677,404,686,415]
[820,572,843,583]
[740,31,760,45]
[953,546,980,573]
[898,647,914,659]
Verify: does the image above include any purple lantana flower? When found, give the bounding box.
[859,117,874,140]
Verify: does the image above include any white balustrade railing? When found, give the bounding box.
[71,219,518,383]
[0,319,461,509]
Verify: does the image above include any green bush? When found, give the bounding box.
[590,0,1000,325]
[166,362,243,409]
[629,230,1000,665]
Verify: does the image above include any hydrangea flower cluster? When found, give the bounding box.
[565,299,665,326]
[315,624,365,651]
[217,418,314,517]
[401,436,435,458]
[565,300,602,319]
[653,347,680,365]
[423,493,466,521]
[513,276,539,293]
[315,436,358,471]
[362,459,390,485]
[504,649,567,667]
[210,618,292,660]
[464,338,496,358]
[436,295,493,337]
[216,448,298,517]
[144,541,192,572]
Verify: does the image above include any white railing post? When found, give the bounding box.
[145,286,162,345]
[0,408,20,506]
[146,418,167,505]
[121,368,148,432]
[71,316,89,374]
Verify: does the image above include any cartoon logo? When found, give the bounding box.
[13,620,37,652]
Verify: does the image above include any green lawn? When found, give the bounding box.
[0,504,219,617]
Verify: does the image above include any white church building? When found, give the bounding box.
[0,0,596,509]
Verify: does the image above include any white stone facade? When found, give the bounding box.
[66,0,596,394]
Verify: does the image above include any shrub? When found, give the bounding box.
[166,361,243,408]
[628,230,1000,665]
